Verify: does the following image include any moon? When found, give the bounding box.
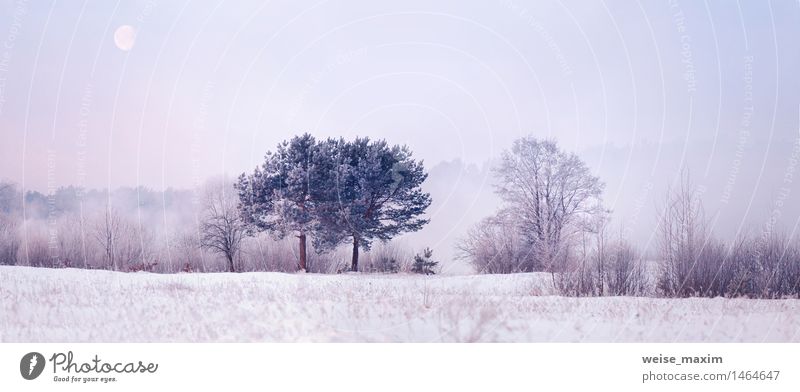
[113,25,136,51]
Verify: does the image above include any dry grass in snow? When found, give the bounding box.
[1,266,798,342]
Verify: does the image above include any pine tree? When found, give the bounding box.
[235,134,328,271]
[411,247,438,275]
[317,137,432,271]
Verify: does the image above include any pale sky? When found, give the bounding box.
[2,0,800,258]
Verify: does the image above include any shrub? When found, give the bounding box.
[457,215,538,274]
[128,261,159,272]
[656,174,800,298]
[22,231,55,268]
[360,243,409,273]
[412,248,438,275]
[554,259,596,296]
[728,235,800,298]
[606,241,648,296]
[0,214,20,265]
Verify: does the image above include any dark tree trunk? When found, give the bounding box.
[351,236,359,272]
[226,254,235,273]
[298,233,307,271]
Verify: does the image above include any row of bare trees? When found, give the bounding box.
[657,175,800,298]
[457,137,649,296]
[0,179,427,274]
[0,180,270,272]
[458,137,800,298]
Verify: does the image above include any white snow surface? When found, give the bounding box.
[1,266,798,342]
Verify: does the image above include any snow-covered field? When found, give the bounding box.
[1,266,798,342]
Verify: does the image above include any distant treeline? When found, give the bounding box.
[2,134,799,298]
[0,179,430,274]
[0,134,436,275]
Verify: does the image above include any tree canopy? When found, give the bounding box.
[319,137,432,271]
[236,134,431,272]
[235,134,327,271]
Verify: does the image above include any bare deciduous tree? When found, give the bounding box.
[200,180,247,273]
[656,174,711,296]
[56,213,90,268]
[90,206,151,271]
[92,207,126,270]
[574,211,610,295]
[492,137,604,278]
[172,230,205,272]
[23,228,53,268]
[0,213,20,265]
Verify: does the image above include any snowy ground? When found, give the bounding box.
[1,266,798,342]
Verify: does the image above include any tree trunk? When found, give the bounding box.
[298,233,307,271]
[351,236,359,272]
[226,254,235,273]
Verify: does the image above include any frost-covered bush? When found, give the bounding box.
[21,230,54,268]
[606,241,648,296]
[657,232,800,298]
[54,214,94,268]
[127,261,159,272]
[458,215,538,274]
[360,243,410,273]
[167,231,207,273]
[727,235,800,298]
[554,251,596,296]
[656,175,724,297]
[758,237,800,297]
[307,248,347,274]
[90,208,155,271]
[656,176,800,298]
[553,239,649,297]
[0,214,20,265]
